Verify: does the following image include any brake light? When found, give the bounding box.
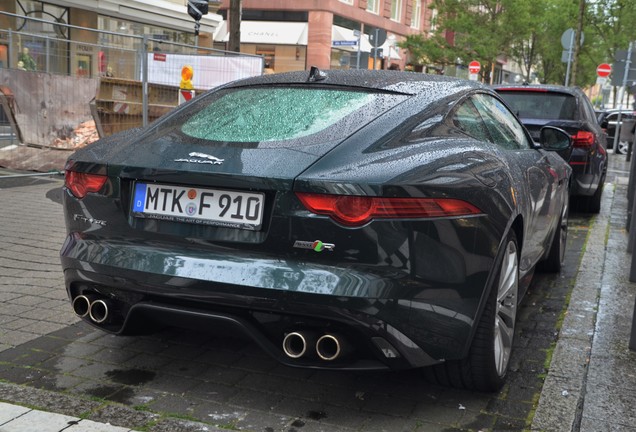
[296,193,482,227]
[65,170,107,199]
[572,131,595,148]
[497,88,549,93]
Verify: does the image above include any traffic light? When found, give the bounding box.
[187,0,209,21]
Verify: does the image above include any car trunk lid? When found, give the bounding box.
[96,85,410,241]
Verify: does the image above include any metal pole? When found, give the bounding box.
[356,24,362,70]
[45,37,50,73]
[0,171,63,179]
[565,32,574,86]
[627,132,636,238]
[142,34,149,128]
[372,28,379,70]
[628,150,636,248]
[614,42,633,156]
[8,29,12,67]
[630,296,636,350]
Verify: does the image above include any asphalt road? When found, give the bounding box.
[0,171,593,432]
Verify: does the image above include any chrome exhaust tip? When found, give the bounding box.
[71,295,92,318]
[89,299,110,324]
[282,332,310,358]
[316,334,343,361]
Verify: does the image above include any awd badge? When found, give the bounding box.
[293,240,335,252]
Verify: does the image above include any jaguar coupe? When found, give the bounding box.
[61,68,572,391]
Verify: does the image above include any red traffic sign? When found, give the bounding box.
[468,61,481,74]
[597,63,612,77]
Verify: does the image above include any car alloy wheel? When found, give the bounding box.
[617,140,629,155]
[493,237,519,377]
[425,232,519,391]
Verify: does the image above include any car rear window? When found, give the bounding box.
[179,87,407,143]
[497,91,578,121]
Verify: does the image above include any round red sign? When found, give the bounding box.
[597,63,612,78]
[468,61,481,74]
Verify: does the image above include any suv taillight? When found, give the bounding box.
[572,131,595,148]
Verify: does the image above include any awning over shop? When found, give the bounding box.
[380,38,402,60]
[214,21,309,45]
[330,26,401,60]
[331,25,371,53]
[53,0,222,33]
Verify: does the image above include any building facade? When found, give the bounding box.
[0,0,223,75]
[1,0,435,76]
[215,0,434,72]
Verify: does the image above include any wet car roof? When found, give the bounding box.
[224,68,485,98]
[493,83,583,96]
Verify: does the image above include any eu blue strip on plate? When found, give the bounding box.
[133,183,147,212]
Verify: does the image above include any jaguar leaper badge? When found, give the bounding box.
[175,152,224,165]
[293,240,335,252]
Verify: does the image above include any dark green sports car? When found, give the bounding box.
[61,68,572,392]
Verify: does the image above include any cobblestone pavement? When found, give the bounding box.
[0,165,616,431]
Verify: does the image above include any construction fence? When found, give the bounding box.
[0,11,263,172]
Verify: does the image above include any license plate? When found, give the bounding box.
[132,182,264,230]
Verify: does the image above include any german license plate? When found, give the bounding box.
[132,183,264,230]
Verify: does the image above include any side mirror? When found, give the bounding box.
[539,126,571,152]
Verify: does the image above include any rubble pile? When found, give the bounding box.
[50,120,99,150]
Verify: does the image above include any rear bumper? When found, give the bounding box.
[63,266,457,371]
[60,232,496,371]
[569,149,606,196]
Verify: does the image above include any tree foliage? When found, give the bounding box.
[399,0,636,88]
[399,0,534,82]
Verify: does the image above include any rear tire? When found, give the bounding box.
[539,198,568,272]
[425,232,519,392]
[617,140,628,155]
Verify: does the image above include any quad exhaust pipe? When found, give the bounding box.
[282,331,347,361]
[282,331,314,359]
[72,294,111,324]
[316,334,344,361]
[71,294,93,318]
[89,299,110,323]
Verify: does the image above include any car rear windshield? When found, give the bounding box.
[497,91,578,121]
[178,87,407,143]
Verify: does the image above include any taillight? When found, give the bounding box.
[572,131,595,148]
[296,193,482,227]
[65,170,107,199]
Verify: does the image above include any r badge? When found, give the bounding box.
[293,240,335,252]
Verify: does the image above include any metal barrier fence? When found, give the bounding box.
[0,11,263,173]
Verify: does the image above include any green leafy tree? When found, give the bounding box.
[398,33,460,70]
[530,0,577,84]
[587,0,636,62]
[409,0,535,83]
[399,0,636,91]
[586,0,636,102]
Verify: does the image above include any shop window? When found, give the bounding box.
[256,46,276,72]
[16,0,69,39]
[76,54,91,77]
[14,1,70,74]
[0,44,7,68]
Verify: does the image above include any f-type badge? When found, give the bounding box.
[174,152,224,165]
[293,240,335,252]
